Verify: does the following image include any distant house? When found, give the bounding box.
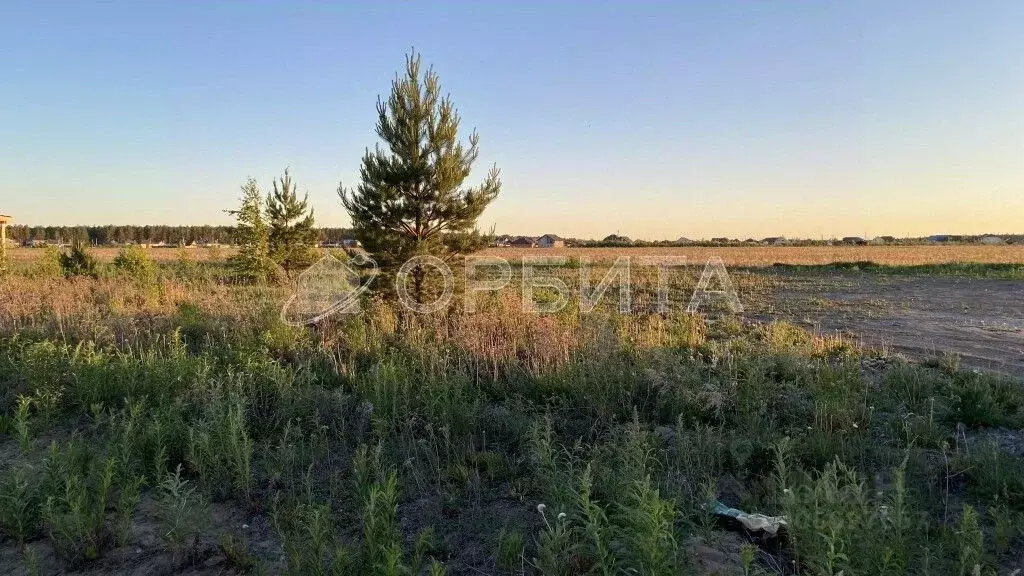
[928,235,951,243]
[321,238,362,248]
[711,237,730,244]
[675,237,693,245]
[841,236,867,245]
[743,238,760,245]
[510,236,537,248]
[869,236,896,245]
[602,234,631,244]
[492,234,513,247]
[537,234,565,248]
[980,236,1004,245]
[762,237,787,246]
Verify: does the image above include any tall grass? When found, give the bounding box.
[0,259,1021,573]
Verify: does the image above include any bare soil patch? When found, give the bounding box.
[759,271,1024,376]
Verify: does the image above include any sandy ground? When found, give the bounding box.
[758,271,1024,377]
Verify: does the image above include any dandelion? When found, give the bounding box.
[537,503,546,514]
[557,512,566,521]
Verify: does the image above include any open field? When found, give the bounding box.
[7,3,1021,575]
[4,246,229,264]
[482,245,1024,266]
[0,251,1022,575]
[8,244,1024,267]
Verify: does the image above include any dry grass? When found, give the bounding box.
[1,258,1022,575]
[482,245,1024,266]
[5,245,232,263]
[0,274,283,345]
[9,244,1024,267]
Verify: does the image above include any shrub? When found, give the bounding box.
[946,372,1024,428]
[759,321,814,350]
[0,463,43,544]
[783,457,914,575]
[957,440,1024,509]
[157,464,209,554]
[36,245,62,277]
[58,242,99,278]
[956,504,983,576]
[41,449,116,563]
[186,386,253,502]
[112,244,155,281]
[173,247,200,280]
[361,472,402,572]
[616,477,680,576]
[273,500,350,575]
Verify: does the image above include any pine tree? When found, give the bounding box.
[227,177,274,283]
[266,168,318,278]
[339,51,501,304]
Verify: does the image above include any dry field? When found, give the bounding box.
[483,245,1024,265]
[4,245,230,263]
[8,244,1024,267]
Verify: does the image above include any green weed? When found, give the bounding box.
[0,463,43,544]
[157,464,209,554]
[495,526,525,573]
[42,453,116,563]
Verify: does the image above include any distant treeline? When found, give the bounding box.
[7,225,355,245]
[9,225,1021,248]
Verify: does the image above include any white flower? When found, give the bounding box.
[537,503,547,514]
[852,422,859,429]
[557,512,566,521]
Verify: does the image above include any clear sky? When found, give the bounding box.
[3,2,1022,240]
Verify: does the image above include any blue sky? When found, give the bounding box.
[2,2,1022,239]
